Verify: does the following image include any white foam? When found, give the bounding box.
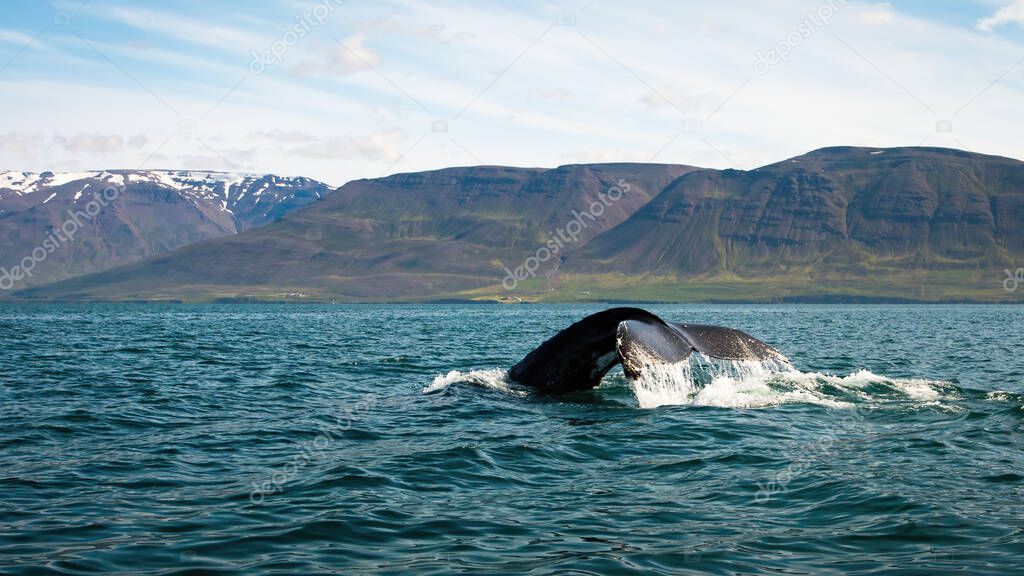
[425,358,955,411]
[985,391,1024,404]
[631,361,698,408]
[423,369,528,396]
[630,354,954,409]
[689,369,854,409]
[831,369,943,401]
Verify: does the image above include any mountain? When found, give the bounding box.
[0,170,332,289]
[15,148,1024,302]
[14,163,695,300]
[562,147,1023,300]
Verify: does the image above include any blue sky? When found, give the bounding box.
[1,0,1023,185]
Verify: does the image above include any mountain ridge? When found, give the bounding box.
[13,148,1024,303]
[0,169,333,289]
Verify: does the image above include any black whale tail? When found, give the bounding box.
[508,307,787,394]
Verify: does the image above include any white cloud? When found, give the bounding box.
[0,133,46,160]
[331,33,381,73]
[858,3,895,25]
[104,6,265,51]
[288,127,407,161]
[291,34,381,76]
[360,16,476,44]
[0,132,151,167]
[2,0,1024,185]
[49,133,149,154]
[0,29,38,46]
[249,129,320,143]
[53,133,125,154]
[978,0,1024,31]
[127,134,149,148]
[639,89,724,116]
[560,146,657,164]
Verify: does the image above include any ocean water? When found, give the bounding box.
[1,303,1022,575]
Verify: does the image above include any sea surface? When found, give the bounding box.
[1,304,1023,575]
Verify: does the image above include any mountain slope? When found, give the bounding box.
[15,163,695,299]
[16,148,1024,302]
[564,147,1023,282]
[0,170,332,289]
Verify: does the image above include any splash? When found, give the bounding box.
[984,390,1024,406]
[426,360,959,410]
[630,355,957,409]
[629,361,698,409]
[423,369,528,396]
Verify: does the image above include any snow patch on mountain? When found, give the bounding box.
[0,171,103,194]
[0,170,327,216]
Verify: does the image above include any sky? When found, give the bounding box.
[1,0,1023,186]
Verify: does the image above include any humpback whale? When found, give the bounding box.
[509,307,787,394]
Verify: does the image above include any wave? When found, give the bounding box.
[426,357,960,410]
[631,357,955,409]
[423,369,527,397]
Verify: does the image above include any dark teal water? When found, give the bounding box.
[1,304,1023,575]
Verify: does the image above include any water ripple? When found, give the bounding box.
[1,303,1022,574]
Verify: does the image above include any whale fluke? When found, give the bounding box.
[508,307,663,394]
[668,323,788,363]
[509,308,787,394]
[616,319,694,380]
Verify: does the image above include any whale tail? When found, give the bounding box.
[508,308,787,394]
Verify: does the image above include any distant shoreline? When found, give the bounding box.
[2,297,1020,305]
